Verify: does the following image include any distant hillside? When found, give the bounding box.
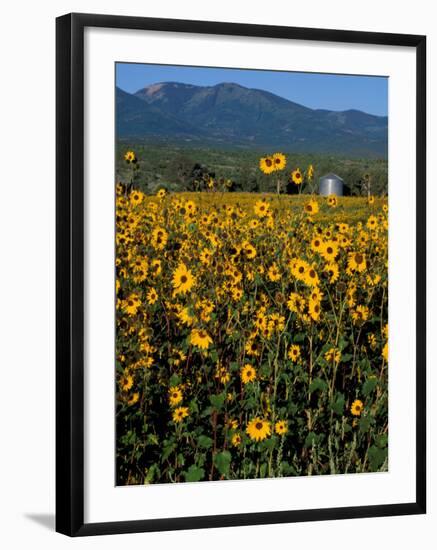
[116,82,388,158]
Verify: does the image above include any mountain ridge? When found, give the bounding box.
[116,82,388,157]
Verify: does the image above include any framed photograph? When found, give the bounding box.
[56,12,426,536]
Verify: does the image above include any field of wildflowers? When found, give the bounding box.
[115,152,388,485]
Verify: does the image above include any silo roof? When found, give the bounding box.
[320,173,344,181]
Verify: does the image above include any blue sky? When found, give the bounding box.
[116,63,388,117]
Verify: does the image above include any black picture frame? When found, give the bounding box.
[56,12,426,537]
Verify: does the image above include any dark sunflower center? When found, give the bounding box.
[265,159,272,167]
[255,422,263,430]
[355,253,363,264]
[180,275,188,283]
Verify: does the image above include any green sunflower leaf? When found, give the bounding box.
[214,450,232,477]
[184,465,205,482]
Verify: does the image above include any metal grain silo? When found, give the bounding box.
[319,173,344,196]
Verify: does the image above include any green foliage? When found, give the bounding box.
[331,393,345,416]
[363,377,378,396]
[116,142,388,196]
[209,393,226,411]
[309,378,328,393]
[197,435,213,449]
[184,465,205,482]
[368,445,387,470]
[214,451,232,477]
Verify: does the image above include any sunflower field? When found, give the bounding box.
[116,154,388,485]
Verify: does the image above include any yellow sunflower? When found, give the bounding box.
[245,339,260,357]
[367,215,379,231]
[327,194,338,207]
[287,292,306,314]
[242,241,257,260]
[189,328,212,350]
[275,420,288,436]
[215,365,231,384]
[185,200,197,213]
[303,265,319,287]
[267,263,281,282]
[291,168,303,185]
[172,263,195,295]
[348,252,367,273]
[304,198,319,215]
[246,418,271,442]
[241,364,257,384]
[130,190,144,206]
[127,392,139,406]
[291,258,309,282]
[308,298,321,321]
[272,152,287,171]
[254,199,270,218]
[177,307,195,327]
[259,156,275,174]
[310,236,324,253]
[231,433,242,447]
[119,372,133,392]
[150,259,162,276]
[352,304,370,323]
[124,150,136,163]
[199,248,213,265]
[151,227,168,250]
[168,386,183,407]
[122,293,141,316]
[172,406,189,423]
[321,241,339,263]
[288,344,301,362]
[325,347,341,364]
[310,287,323,302]
[350,399,364,416]
[146,287,158,305]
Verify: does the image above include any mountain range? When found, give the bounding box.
[116,82,388,157]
